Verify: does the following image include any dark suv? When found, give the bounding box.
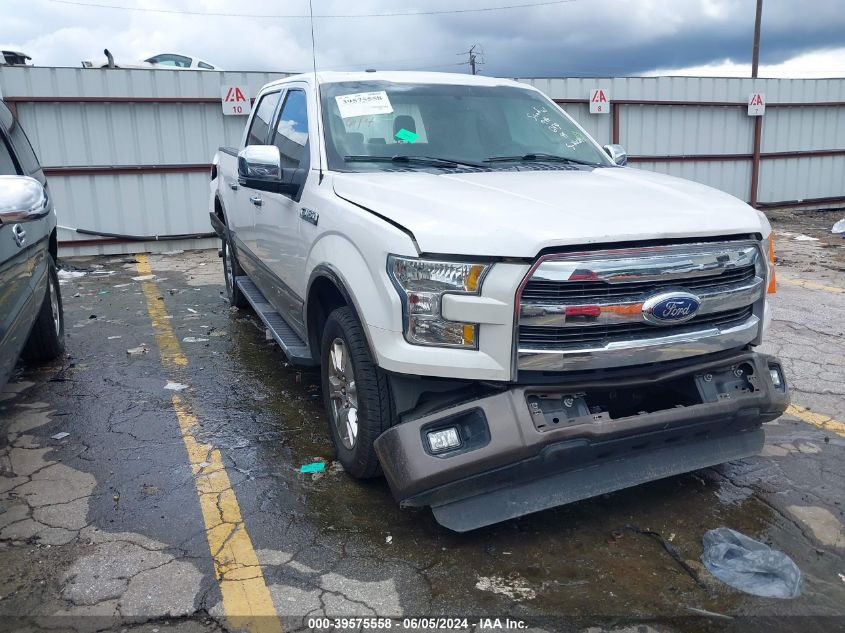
[0,100,64,387]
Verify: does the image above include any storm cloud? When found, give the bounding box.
[2,0,844,77]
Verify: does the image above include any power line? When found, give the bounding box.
[44,0,577,19]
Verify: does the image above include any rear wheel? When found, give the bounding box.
[320,306,395,479]
[23,255,65,362]
[222,235,248,308]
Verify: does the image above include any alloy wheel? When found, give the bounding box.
[327,337,359,450]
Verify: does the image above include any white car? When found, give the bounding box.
[82,51,221,70]
[209,71,789,531]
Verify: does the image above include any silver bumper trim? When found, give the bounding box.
[518,315,760,371]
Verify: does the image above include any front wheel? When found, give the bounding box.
[23,255,65,362]
[320,306,395,479]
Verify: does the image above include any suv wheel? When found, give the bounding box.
[23,255,65,362]
[320,306,395,479]
[222,236,248,308]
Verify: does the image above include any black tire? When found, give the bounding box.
[320,306,395,479]
[23,255,65,362]
[222,235,248,308]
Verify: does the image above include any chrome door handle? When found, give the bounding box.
[229,182,238,191]
[12,224,26,247]
[249,195,263,207]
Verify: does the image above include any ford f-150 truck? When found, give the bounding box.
[209,71,788,531]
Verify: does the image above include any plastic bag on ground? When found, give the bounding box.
[832,218,845,234]
[701,527,802,598]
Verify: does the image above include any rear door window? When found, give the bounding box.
[246,92,280,146]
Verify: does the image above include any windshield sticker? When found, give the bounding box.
[335,91,394,119]
[394,128,419,143]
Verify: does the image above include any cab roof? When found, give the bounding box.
[263,70,528,91]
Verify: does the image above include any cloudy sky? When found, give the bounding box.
[3,0,845,77]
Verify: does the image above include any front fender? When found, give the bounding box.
[305,233,402,334]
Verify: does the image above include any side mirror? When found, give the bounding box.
[0,176,50,224]
[237,145,292,194]
[603,144,628,166]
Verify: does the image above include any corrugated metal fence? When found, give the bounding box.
[0,66,290,255]
[0,67,843,256]
[517,76,845,209]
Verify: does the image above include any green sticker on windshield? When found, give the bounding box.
[394,128,419,143]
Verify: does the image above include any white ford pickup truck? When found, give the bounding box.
[209,71,788,531]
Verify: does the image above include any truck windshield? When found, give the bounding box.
[319,81,610,171]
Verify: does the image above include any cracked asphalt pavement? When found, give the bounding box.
[1,215,845,633]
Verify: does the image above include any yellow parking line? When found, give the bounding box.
[136,254,282,633]
[786,404,845,439]
[779,277,844,294]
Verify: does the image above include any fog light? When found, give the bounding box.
[427,427,461,453]
[769,367,783,388]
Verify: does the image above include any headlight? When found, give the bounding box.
[387,256,490,348]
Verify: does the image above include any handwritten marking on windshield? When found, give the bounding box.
[566,135,585,150]
[527,106,575,140]
[527,106,547,121]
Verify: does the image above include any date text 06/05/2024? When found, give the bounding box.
[306,617,528,630]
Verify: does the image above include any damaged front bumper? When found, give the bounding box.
[374,351,789,532]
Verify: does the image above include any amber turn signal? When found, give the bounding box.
[767,234,777,294]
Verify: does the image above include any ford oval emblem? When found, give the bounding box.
[642,292,701,325]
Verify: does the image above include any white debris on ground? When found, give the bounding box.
[475,574,536,601]
[182,337,209,343]
[164,382,189,392]
[793,234,820,241]
[126,344,149,355]
[833,218,845,234]
[57,270,86,284]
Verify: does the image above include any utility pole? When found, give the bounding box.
[751,0,763,78]
[460,44,483,75]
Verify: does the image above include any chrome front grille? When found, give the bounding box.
[516,241,766,372]
[520,305,753,348]
[521,264,757,303]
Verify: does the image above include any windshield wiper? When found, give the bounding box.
[484,153,602,167]
[343,155,488,169]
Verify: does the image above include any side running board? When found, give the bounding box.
[235,276,315,366]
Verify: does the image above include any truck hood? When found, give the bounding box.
[332,167,766,258]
